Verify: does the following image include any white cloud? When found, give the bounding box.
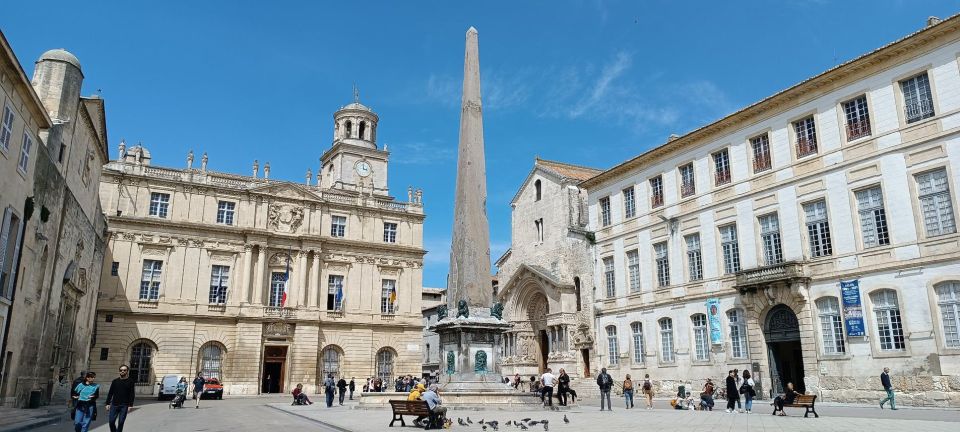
[389,140,456,165]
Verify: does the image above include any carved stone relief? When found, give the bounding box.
[267,203,305,233]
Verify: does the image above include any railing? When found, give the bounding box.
[714,170,731,186]
[905,98,935,124]
[680,183,696,197]
[263,306,297,319]
[135,383,155,395]
[207,304,226,313]
[845,119,872,140]
[735,261,806,287]
[753,154,772,172]
[651,194,664,208]
[376,200,408,211]
[796,137,818,158]
[323,192,357,205]
[143,167,183,181]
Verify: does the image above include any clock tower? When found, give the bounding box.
[319,94,390,195]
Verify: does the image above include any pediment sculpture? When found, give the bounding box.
[267,203,305,233]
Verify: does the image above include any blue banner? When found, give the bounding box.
[706,298,722,345]
[840,280,865,337]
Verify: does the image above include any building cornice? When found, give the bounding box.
[581,14,960,190]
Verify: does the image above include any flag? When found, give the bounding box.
[389,283,398,311]
[334,283,344,311]
[281,253,290,307]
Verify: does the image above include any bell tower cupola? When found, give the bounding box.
[333,86,379,150]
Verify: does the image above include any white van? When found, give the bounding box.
[157,375,181,400]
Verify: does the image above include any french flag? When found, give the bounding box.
[281,254,290,307]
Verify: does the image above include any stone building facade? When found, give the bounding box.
[92,100,426,396]
[581,17,960,407]
[421,287,444,379]
[0,40,109,407]
[496,158,600,390]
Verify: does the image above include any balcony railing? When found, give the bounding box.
[753,154,772,172]
[845,119,872,140]
[796,137,818,158]
[263,306,297,319]
[735,262,807,291]
[680,183,696,197]
[714,170,731,186]
[651,194,664,208]
[905,98,935,124]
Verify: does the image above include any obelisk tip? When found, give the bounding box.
[467,26,478,35]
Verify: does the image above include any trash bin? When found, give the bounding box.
[28,389,42,409]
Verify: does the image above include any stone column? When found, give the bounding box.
[308,251,320,308]
[239,244,253,304]
[297,250,308,307]
[253,246,266,305]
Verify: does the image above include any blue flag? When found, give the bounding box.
[334,284,343,310]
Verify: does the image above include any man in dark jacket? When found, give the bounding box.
[879,367,898,410]
[596,368,613,411]
[724,370,740,413]
[337,377,348,405]
[192,372,205,409]
[105,365,136,432]
[348,378,356,400]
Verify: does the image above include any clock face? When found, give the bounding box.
[356,161,371,177]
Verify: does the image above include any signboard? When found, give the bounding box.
[706,298,723,345]
[840,280,865,337]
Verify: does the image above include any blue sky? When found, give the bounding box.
[2,1,957,289]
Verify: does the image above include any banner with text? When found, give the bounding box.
[840,280,865,337]
[706,298,722,344]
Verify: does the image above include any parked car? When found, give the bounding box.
[157,375,181,400]
[202,378,223,400]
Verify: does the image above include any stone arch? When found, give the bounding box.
[197,341,226,380]
[127,338,158,387]
[375,347,397,382]
[319,344,345,380]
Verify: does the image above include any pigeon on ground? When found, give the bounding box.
[540,420,548,424]
[483,426,487,431]
[563,415,569,424]
[521,418,531,422]
[459,418,467,426]
[505,420,512,426]
[543,424,548,432]
[519,425,528,431]
[528,420,539,426]
[467,417,473,424]
[479,418,484,424]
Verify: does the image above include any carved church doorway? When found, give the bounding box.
[528,293,549,373]
[765,304,804,396]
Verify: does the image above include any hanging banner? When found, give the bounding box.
[840,280,865,337]
[706,298,723,344]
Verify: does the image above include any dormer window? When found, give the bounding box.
[534,179,542,201]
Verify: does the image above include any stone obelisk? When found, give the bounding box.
[447,26,492,315]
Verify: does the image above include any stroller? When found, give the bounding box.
[170,387,187,409]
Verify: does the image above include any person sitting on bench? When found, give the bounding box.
[772,382,800,416]
[407,383,427,426]
[421,384,447,429]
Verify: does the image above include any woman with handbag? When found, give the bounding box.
[740,370,755,414]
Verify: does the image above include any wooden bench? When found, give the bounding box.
[389,400,432,427]
[781,394,819,418]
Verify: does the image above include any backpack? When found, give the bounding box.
[642,380,652,391]
[623,380,633,390]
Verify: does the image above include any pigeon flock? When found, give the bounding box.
[451,414,570,431]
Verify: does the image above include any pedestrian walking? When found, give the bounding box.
[734,369,743,413]
[556,368,571,406]
[105,365,135,432]
[725,370,740,413]
[72,372,99,432]
[324,374,336,407]
[741,370,755,414]
[540,368,556,407]
[596,367,613,411]
[192,372,205,409]
[623,374,635,409]
[641,374,654,409]
[879,367,898,410]
[337,377,348,405]
[349,377,356,400]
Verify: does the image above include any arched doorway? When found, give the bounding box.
[765,304,804,395]
[527,293,549,372]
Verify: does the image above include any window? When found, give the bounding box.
[602,257,615,298]
[574,277,582,312]
[750,133,772,172]
[719,224,741,274]
[331,215,347,237]
[269,272,286,307]
[139,260,162,301]
[713,150,731,186]
[110,262,119,276]
[129,342,153,384]
[679,163,695,197]
[381,279,397,314]
[630,322,644,364]
[606,326,619,365]
[209,265,229,304]
[727,309,747,358]
[376,349,394,382]
[843,95,872,140]
[322,347,342,379]
[935,282,960,348]
[659,318,674,363]
[650,176,664,207]
[804,200,833,257]
[623,187,636,219]
[916,169,956,237]
[383,222,398,243]
[534,218,544,243]
[327,275,344,310]
[692,314,709,361]
[871,290,905,351]
[199,344,223,380]
[58,143,66,164]
[855,187,890,248]
[626,250,640,293]
[901,73,935,123]
[216,201,235,225]
[534,179,542,201]
[793,116,818,157]
[105,314,113,322]
[0,210,23,298]
[816,297,846,355]
[99,348,109,361]
[654,242,670,287]
[759,213,783,265]
[148,193,170,218]
[685,234,703,281]
[599,197,611,227]
[17,131,32,173]
[0,105,13,150]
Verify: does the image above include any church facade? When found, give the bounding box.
[581,17,960,407]
[92,101,426,396]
